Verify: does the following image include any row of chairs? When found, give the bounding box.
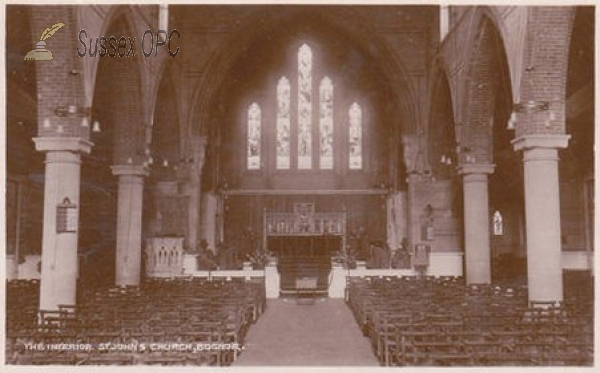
[346,275,593,366]
[6,277,266,366]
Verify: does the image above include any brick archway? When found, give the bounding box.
[459,15,508,165]
[90,14,146,166]
[77,5,168,152]
[427,67,459,179]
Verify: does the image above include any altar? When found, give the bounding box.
[263,203,346,252]
[263,203,346,296]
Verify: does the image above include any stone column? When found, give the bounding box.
[406,173,423,250]
[513,135,570,304]
[187,136,207,251]
[458,163,495,285]
[111,165,149,286]
[34,137,92,311]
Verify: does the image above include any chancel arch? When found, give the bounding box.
[193,10,415,286]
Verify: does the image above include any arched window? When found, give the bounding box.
[319,76,334,169]
[349,102,363,170]
[297,44,313,170]
[276,77,291,170]
[247,102,261,170]
[493,210,503,236]
[246,43,365,172]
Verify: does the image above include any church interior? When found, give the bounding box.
[4,4,595,366]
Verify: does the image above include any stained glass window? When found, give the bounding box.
[246,43,367,173]
[297,44,312,170]
[276,76,291,169]
[349,102,362,170]
[319,77,334,169]
[247,102,261,170]
[493,210,503,236]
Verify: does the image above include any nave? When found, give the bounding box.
[234,298,378,366]
[6,271,593,366]
[5,4,595,368]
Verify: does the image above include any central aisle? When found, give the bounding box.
[234,298,379,366]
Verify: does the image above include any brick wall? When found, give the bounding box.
[31,6,89,139]
[462,18,497,164]
[516,7,574,137]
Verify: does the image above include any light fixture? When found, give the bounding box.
[81,117,89,128]
[127,157,133,164]
[136,148,155,168]
[513,100,549,113]
[92,120,101,133]
[506,112,516,130]
[512,100,551,129]
[162,159,169,167]
[54,105,90,118]
[43,118,51,128]
[56,124,64,133]
[440,154,453,165]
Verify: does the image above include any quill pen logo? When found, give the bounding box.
[24,22,65,61]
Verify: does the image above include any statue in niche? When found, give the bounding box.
[299,211,310,233]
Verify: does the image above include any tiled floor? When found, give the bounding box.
[234,298,379,366]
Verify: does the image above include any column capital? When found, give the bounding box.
[33,137,93,154]
[457,163,495,176]
[512,134,571,152]
[111,165,150,177]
